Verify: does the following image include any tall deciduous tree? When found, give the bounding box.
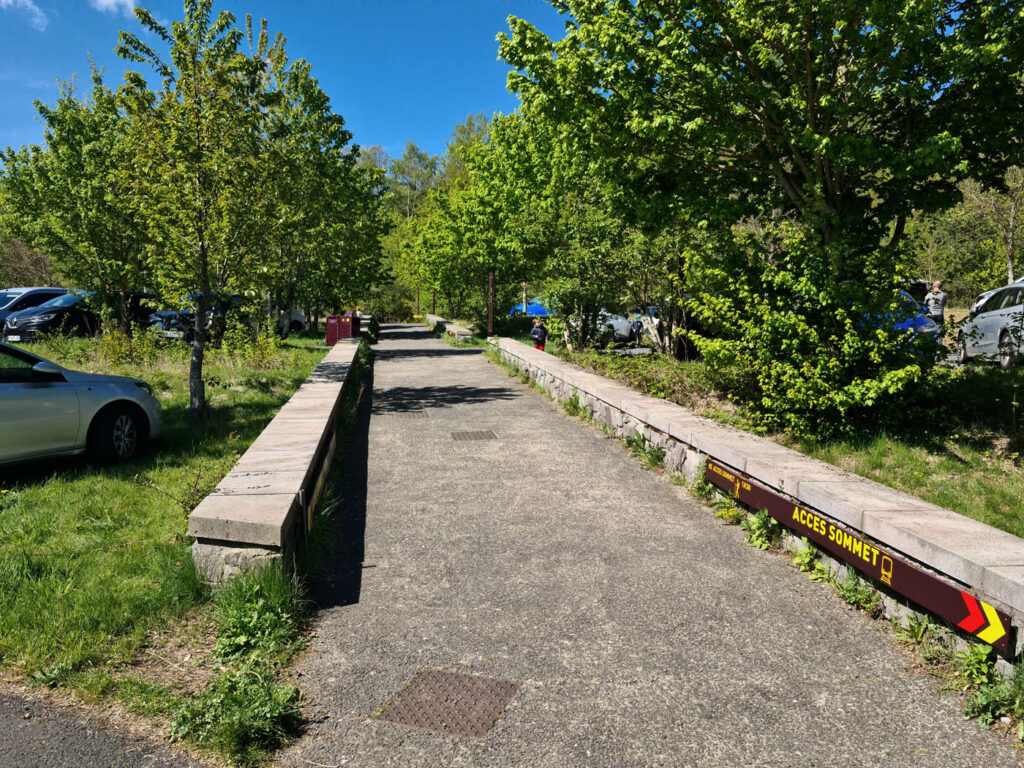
[0,67,148,331]
[500,1,1024,435]
[117,0,271,415]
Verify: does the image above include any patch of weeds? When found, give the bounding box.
[165,562,308,766]
[29,660,74,689]
[791,538,831,582]
[740,509,782,550]
[689,466,715,499]
[213,563,306,664]
[562,392,591,421]
[600,421,617,439]
[170,664,302,768]
[115,676,180,719]
[894,613,936,647]
[833,566,882,616]
[952,643,1000,690]
[712,496,745,525]
[622,431,666,470]
[963,664,1024,738]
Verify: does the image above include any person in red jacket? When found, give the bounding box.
[530,318,549,351]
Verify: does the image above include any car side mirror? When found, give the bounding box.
[32,361,64,380]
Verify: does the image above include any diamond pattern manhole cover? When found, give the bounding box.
[451,430,498,441]
[376,669,520,738]
[384,411,429,419]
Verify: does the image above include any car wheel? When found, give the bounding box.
[289,320,304,334]
[956,333,970,365]
[87,405,141,465]
[998,331,1016,369]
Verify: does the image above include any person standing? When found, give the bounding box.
[530,317,549,351]
[923,281,947,325]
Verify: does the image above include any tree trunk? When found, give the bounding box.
[190,291,208,417]
[1008,198,1016,284]
[190,242,210,417]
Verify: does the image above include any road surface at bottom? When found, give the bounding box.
[277,324,1021,768]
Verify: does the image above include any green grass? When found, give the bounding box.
[0,334,322,681]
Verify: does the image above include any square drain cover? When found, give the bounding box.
[387,411,429,419]
[451,430,497,441]
[376,669,519,738]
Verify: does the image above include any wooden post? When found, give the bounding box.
[416,286,420,316]
[488,270,495,338]
[432,290,436,314]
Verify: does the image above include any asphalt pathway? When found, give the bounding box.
[277,324,1024,768]
[0,690,206,768]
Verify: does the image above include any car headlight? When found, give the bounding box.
[35,313,57,322]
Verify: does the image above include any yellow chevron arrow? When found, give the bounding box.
[977,601,1007,644]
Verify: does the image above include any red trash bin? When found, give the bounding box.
[325,315,342,346]
[344,311,361,337]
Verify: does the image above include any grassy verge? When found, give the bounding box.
[0,331,336,765]
[554,346,1024,538]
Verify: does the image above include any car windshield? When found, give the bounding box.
[40,293,84,308]
[898,292,922,315]
[0,291,25,308]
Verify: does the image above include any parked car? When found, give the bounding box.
[276,307,307,334]
[3,291,98,342]
[509,297,554,317]
[0,341,161,465]
[970,276,1024,315]
[149,293,242,341]
[957,284,1024,368]
[0,287,69,326]
[890,291,942,340]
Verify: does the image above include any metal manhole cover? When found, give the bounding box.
[451,430,498,441]
[376,669,520,738]
[384,411,429,419]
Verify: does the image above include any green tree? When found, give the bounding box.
[0,68,148,331]
[117,1,275,415]
[500,1,1024,435]
[388,142,438,221]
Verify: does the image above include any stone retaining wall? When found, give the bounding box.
[189,339,363,582]
[494,337,1024,659]
[424,314,473,343]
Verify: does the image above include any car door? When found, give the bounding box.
[994,288,1024,354]
[969,290,1008,356]
[0,347,80,463]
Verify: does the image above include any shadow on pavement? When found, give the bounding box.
[304,369,372,611]
[371,384,519,413]
[374,347,483,360]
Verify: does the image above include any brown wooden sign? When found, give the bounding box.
[706,458,1013,655]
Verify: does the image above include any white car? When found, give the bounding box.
[0,342,162,465]
[957,285,1024,368]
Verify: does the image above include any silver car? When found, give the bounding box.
[0,342,162,465]
[957,285,1024,368]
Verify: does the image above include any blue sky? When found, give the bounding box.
[0,0,567,160]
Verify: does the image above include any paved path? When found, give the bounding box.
[0,689,205,768]
[277,324,1023,768]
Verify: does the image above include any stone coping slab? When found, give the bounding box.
[494,337,1024,626]
[188,341,359,553]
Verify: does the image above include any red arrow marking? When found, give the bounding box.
[958,592,986,633]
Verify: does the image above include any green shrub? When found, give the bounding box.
[740,509,781,550]
[213,563,306,663]
[170,665,302,767]
[834,566,882,615]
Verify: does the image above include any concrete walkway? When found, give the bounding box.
[277,324,1023,768]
